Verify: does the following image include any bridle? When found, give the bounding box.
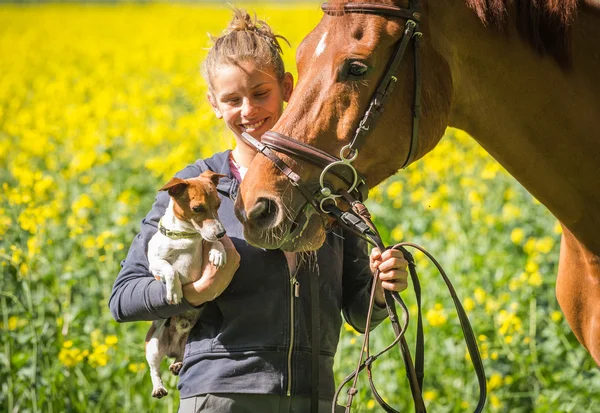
[239,2,487,413]
[241,0,422,215]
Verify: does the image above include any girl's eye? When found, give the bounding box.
[226,98,239,104]
[192,205,206,214]
[255,91,268,98]
[347,62,369,78]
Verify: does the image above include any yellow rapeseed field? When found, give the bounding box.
[1,4,599,412]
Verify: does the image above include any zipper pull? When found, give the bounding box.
[294,280,300,298]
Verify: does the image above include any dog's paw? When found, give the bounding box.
[152,386,168,399]
[166,289,182,305]
[168,290,183,305]
[169,361,183,376]
[209,248,227,269]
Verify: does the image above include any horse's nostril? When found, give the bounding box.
[247,197,279,228]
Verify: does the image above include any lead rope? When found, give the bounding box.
[328,193,487,413]
[310,257,321,413]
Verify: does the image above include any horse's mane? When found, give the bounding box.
[328,0,579,68]
[466,0,578,68]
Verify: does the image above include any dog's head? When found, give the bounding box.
[159,171,227,242]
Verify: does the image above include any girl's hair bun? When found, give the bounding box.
[224,8,289,55]
[203,7,290,90]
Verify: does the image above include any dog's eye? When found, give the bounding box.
[192,205,206,214]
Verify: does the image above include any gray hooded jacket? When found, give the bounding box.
[108,150,387,399]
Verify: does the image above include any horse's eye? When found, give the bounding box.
[192,205,206,214]
[347,62,369,78]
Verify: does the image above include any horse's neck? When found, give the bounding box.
[429,1,600,252]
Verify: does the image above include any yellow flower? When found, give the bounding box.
[553,221,563,234]
[426,305,448,327]
[366,399,376,410]
[88,344,109,368]
[490,394,503,409]
[510,228,524,244]
[59,347,87,368]
[536,236,555,254]
[528,271,543,286]
[390,225,404,242]
[463,297,475,312]
[525,260,539,273]
[72,194,94,215]
[468,190,483,205]
[105,335,118,347]
[474,287,486,304]
[523,238,536,255]
[551,311,563,322]
[128,363,141,373]
[501,203,522,221]
[504,187,516,201]
[8,316,18,331]
[423,390,438,402]
[410,187,426,203]
[488,373,503,390]
[386,181,403,199]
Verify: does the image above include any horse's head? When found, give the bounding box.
[235,1,453,251]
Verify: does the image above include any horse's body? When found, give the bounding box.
[235,1,600,364]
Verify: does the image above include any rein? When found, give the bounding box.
[239,2,487,412]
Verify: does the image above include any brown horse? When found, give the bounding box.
[234,0,600,364]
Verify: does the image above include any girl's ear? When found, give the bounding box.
[282,72,294,102]
[207,92,223,119]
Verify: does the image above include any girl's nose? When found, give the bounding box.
[241,98,259,118]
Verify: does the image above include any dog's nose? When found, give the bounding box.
[216,230,226,239]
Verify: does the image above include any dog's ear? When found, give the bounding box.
[159,177,188,198]
[201,170,227,187]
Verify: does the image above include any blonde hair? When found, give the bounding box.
[203,8,290,92]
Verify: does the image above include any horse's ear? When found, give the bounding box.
[207,92,223,119]
[282,72,294,102]
[159,177,188,198]
[201,170,227,187]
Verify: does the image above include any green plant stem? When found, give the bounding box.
[2,295,14,413]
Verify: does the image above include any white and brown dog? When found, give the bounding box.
[145,170,226,398]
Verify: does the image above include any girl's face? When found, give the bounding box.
[208,60,293,142]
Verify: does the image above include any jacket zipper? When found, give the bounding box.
[286,258,300,396]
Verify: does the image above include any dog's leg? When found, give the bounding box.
[145,321,168,398]
[150,258,181,304]
[208,240,227,268]
[169,358,183,376]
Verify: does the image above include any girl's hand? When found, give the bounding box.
[183,236,241,307]
[369,248,409,307]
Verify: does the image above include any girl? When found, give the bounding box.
[109,8,408,413]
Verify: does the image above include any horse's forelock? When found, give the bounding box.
[466,0,578,69]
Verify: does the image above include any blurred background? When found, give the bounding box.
[1,1,599,412]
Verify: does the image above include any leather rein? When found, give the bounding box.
[239,2,487,412]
